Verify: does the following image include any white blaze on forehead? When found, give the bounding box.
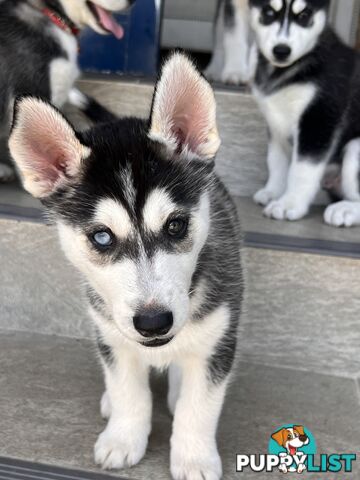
[94,198,133,238]
[292,0,307,14]
[143,188,177,233]
[270,0,283,12]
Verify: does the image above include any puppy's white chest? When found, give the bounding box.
[253,83,316,143]
[48,25,79,107]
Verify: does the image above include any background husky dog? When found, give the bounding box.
[204,0,255,85]
[250,0,360,227]
[8,54,243,480]
[0,0,133,182]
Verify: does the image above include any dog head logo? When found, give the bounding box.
[269,424,316,474]
[271,425,310,456]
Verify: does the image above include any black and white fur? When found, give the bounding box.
[251,0,360,227]
[8,54,243,480]
[0,0,132,182]
[205,0,255,85]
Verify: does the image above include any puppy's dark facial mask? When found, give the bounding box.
[250,0,329,67]
[8,54,220,343]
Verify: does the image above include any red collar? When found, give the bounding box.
[42,7,80,37]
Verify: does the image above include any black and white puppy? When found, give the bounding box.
[205,0,255,85]
[0,0,133,182]
[251,0,360,227]
[8,54,243,480]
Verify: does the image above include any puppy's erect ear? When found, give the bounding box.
[271,428,287,447]
[149,53,221,161]
[9,97,91,198]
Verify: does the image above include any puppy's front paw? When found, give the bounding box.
[204,64,223,83]
[171,440,222,480]
[324,201,360,227]
[254,188,281,206]
[279,464,288,473]
[221,68,249,85]
[264,196,308,221]
[94,423,149,470]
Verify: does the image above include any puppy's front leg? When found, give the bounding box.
[264,156,327,221]
[264,101,336,221]
[170,358,227,480]
[254,138,289,206]
[95,349,151,470]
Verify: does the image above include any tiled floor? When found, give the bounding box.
[0,219,359,479]
[0,332,359,480]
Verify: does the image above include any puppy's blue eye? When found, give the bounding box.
[93,230,113,247]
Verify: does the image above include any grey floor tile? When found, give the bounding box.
[0,220,90,338]
[0,220,359,377]
[0,331,358,480]
[241,248,360,378]
[235,197,360,243]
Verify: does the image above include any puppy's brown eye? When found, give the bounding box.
[297,8,313,26]
[287,434,292,439]
[262,6,276,23]
[166,218,188,239]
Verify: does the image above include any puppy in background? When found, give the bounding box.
[0,0,134,182]
[251,0,360,227]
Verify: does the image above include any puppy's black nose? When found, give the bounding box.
[133,311,173,337]
[299,434,307,442]
[273,44,291,62]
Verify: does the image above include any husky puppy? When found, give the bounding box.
[250,0,360,227]
[0,0,133,182]
[8,54,243,480]
[205,0,255,85]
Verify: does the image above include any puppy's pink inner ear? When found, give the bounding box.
[9,98,91,198]
[149,54,221,160]
[27,138,68,182]
[170,97,211,154]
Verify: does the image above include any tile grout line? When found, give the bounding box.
[237,357,359,381]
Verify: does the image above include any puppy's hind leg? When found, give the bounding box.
[204,0,226,82]
[221,0,252,85]
[324,138,360,227]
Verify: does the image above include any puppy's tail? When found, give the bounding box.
[68,88,118,124]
